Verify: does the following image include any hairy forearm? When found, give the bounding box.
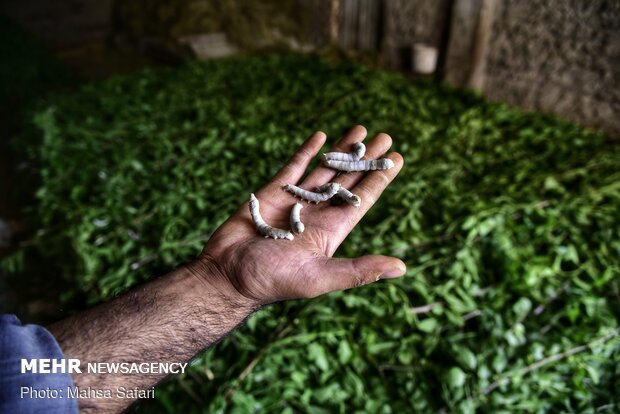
[48,260,258,413]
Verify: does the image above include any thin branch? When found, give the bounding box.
[463,309,483,322]
[438,309,482,334]
[410,302,442,315]
[238,353,263,381]
[482,328,620,395]
[176,375,204,404]
[378,364,420,373]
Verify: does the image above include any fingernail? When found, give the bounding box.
[380,268,406,279]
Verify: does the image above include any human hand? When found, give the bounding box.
[191,125,405,307]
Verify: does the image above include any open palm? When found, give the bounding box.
[199,126,405,305]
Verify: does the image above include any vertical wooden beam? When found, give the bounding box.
[328,0,341,44]
[435,0,455,81]
[467,0,499,90]
[358,0,369,50]
[442,0,482,85]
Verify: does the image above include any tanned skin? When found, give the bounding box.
[49,126,406,413]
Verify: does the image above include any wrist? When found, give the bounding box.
[184,256,261,311]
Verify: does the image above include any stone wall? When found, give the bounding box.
[482,0,620,136]
[386,0,620,137]
[382,0,450,70]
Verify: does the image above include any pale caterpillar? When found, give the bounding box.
[322,142,366,162]
[289,203,305,234]
[336,187,361,208]
[248,193,294,240]
[316,183,361,208]
[283,182,341,203]
[323,158,394,172]
[315,183,335,192]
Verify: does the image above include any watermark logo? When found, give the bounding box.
[21,359,82,374]
[20,359,188,375]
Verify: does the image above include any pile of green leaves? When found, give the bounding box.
[32,54,619,413]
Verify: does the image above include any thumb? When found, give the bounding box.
[313,255,406,295]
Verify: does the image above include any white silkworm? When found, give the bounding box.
[289,203,304,233]
[323,158,394,172]
[322,142,366,162]
[337,187,361,208]
[315,183,335,192]
[316,183,361,208]
[249,193,294,240]
[283,182,341,203]
[353,142,366,159]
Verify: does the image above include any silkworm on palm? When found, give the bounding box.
[248,193,294,240]
[283,182,341,204]
[322,142,366,163]
[317,184,362,208]
[337,187,361,207]
[316,183,361,208]
[315,182,334,192]
[323,158,394,172]
[289,203,304,234]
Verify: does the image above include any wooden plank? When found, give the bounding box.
[468,0,498,90]
[443,0,483,85]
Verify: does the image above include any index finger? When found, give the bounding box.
[270,131,327,186]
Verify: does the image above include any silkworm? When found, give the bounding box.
[337,187,361,208]
[316,183,361,208]
[283,182,341,203]
[322,142,366,162]
[289,203,304,234]
[315,183,336,192]
[248,193,294,240]
[323,158,394,172]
